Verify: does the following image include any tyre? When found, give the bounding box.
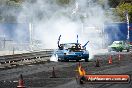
[85,58,89,62]
[120,49,122,52]
[108,50,111,52]
[127,49,129,52]
[108,48,112,52]
[58,58,61,62]
[76,59,79,62]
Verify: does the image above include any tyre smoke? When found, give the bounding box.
[17,0,117,58]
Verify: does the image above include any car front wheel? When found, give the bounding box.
[127,49,130,52]
[85,58,89,62]
[108,48,112,52]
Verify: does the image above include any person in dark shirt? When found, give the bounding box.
[59,44,63,50]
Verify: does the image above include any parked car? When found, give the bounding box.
[108,41,130,52]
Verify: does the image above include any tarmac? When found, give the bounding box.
[0,50,132,88]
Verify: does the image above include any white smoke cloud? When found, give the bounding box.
[16,0,116,58]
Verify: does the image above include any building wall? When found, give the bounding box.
[0,23,29,42]
[0,23,30,50]
[104,22,132,45]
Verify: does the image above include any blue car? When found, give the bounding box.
[55,35,89,62]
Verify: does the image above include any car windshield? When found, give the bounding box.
[60,43,83,51]
[64,44,76,49]
[113,41,122,44]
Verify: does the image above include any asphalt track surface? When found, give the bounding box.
[0,51,132,88]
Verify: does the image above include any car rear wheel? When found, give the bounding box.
[76,59,79,62]
[58,58,61,62]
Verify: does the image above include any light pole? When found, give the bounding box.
[2,35,12,49]
[126,11,130,42]
[29,23,33,51]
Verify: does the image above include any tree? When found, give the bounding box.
[56,0,70,4]
[116,2,132,22]
[9,0,22,3]
[56,0,74,6]
[108,0,123,8]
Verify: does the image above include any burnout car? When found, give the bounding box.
[108,41,130,52]
[54,35,89,62]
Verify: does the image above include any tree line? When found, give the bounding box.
[0,0,131,22]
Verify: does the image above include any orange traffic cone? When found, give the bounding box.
[108,55,112,64]
[17,74,25,88]
[50,67,56,78]
[118,54,121,61]
[95,59,100,67]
